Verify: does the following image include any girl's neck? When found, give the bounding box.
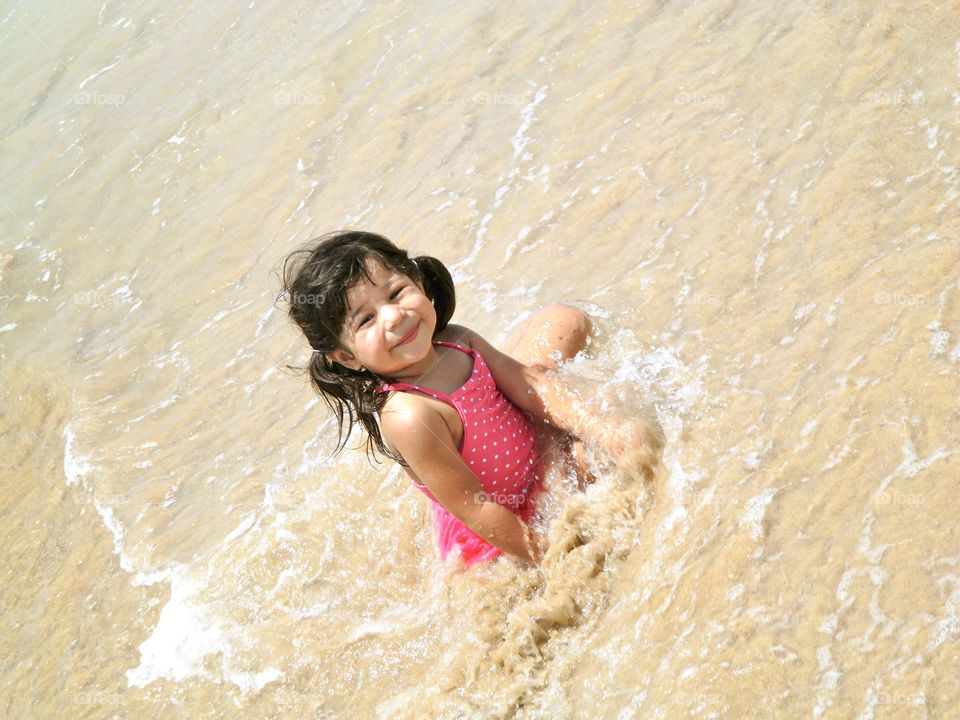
[381,342,443,385]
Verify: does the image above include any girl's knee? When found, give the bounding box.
[504,304,594,367]
[564,306,593,344]
[541,304,593,354]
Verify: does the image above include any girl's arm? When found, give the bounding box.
[464,329,655,463]
[381,400,545,563]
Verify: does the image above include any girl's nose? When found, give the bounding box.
[381,303,403,327]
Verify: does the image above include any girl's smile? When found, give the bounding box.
[395,322,419,347]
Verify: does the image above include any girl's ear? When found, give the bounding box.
[328,348,361,370]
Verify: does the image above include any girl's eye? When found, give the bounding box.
[355,286,406,328]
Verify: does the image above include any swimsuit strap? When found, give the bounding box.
[431,339,473,354]
[378,381,455,406]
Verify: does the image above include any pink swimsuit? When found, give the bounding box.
[377,340,543,566]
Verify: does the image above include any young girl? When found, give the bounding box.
[281,230,639,567]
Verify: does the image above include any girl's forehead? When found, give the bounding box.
[345,260,397,303]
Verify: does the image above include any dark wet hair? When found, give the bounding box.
[278,230,456,466]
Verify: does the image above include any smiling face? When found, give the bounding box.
[328,259,438,378]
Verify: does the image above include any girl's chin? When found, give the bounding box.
[388,343,432,367]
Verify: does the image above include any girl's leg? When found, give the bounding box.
[501,305,596,486]
[500,304,593,371]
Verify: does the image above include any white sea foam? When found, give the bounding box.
[585,331,706,576]
[812,644,841,718]
[92,497,136,573]
[511,85,548,158]
[223,511,258,545]
[927,575,960,651]
[64,424,142,574]
[62,424,92,486]
[126,566,228,686]
[77,57,120,90]
[739,488,777,543]
[127,392,179,424]
[126,564,283,691]
[930,330,950,355]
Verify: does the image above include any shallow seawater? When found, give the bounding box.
[1,0,958,718]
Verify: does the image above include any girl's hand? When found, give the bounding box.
[585,414,664,468]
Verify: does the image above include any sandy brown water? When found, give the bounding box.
[1,0,958,718]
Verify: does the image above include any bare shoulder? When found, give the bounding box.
[379,388,452,455]
[434,323,478,348]
[380,389,437,433]
[379,385,468,492]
